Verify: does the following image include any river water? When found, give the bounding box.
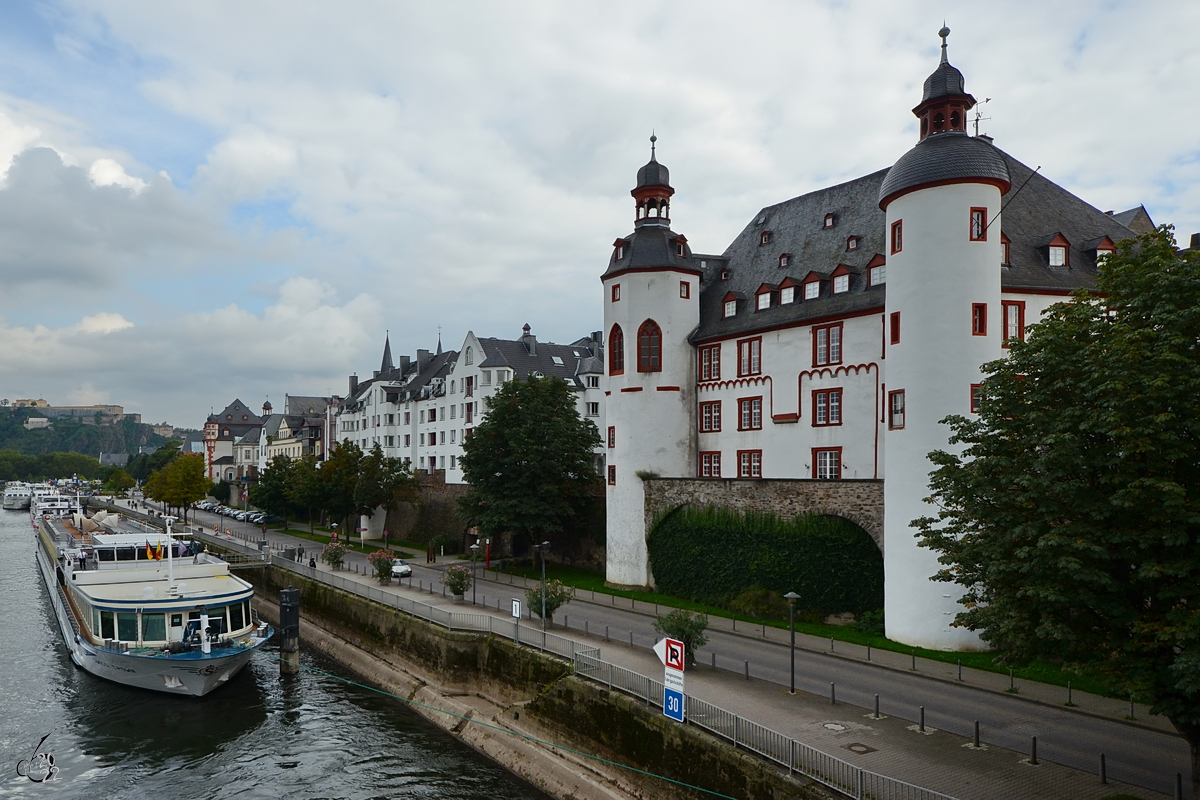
[0,510,550,800]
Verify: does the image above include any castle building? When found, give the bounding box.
[603,29,1152,650]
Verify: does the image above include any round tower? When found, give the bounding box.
[603,136,701,589]
[879,29,1011,650]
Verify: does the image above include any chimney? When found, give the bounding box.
[349,374,359,396]
[590,330,603,357]
[399,355,411,374]
[521,323,536,356]
[1191,233,1200,251]
[416,349,431,371]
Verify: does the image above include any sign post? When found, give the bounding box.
[511,599,522,645]
[653,637,686,722]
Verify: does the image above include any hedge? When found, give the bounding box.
[647,506,883,616]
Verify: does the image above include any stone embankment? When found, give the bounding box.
[252,566,827,800]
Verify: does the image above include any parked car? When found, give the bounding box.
[261,515,284,525]
[391,559,413,579]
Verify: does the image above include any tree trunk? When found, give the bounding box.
[1170,717,1199,798]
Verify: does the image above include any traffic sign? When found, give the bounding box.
[654,637,685,672]
[511,599,522,619]
[663,687,685,722]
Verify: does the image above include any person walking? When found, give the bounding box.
[297,545,305,563]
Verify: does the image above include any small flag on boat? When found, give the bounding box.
[155,542,164,560]
[145,541,154,560]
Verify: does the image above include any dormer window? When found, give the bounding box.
[757,289,771,311]
[613,238,626,260]
[803,275,821,300]
[720,269,731,281]
[823,213,835,229]
[723,293,737,318]
[833,274,849,294]
[1096,247,1114,262]
[676,243,685,256]
[846,236,858,251]
[779,278,797,305]
[674,235,688,257]
[779,253,790,268]
[1049,246,1066,267]
[760,231,772,246]
[869,265,885,285]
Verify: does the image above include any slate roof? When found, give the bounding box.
[604,221,701,279]
[1110,205,1156,234]
[637,156,670,189]
[879,132,1011,208]
[921,60,969,102]
[284,395,329,416]
[474,328,603,390]
[206,399,263,441]
[691,140,1141,343]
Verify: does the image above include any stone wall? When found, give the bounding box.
[643,477,884,551]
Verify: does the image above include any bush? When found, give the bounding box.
[653,610,708,668]
[855,609,885,635]
[648,507,883,616]
[729,586,790,620]
[366,549,394,584]
[526,579,574,620]
[320,542,349,570]
[441,564,473,596]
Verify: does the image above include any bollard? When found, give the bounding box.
[830,636,834,652]
[830,682,836,705]
[867,643,871,661]
[912,649,916,670]
[563,615,567,630]
[1099,753,1107,784]
[873,694,880,718]
[605,624,609,642]
[957,659,962,681]
[1176,773,1183,800]
[919,706,925,732]
[973,720,980,748]
[1010,668,1015,690]
[744,660,750,681]
[1129,694,1135,719]
[711,651,716,670]
[733,618,737,632]
[585,620,589,636]
[762,622,766,637]
[1067,681,1073,705]
[1030,736,1038,766]
[629,631,633,647]
[279,587,300,676]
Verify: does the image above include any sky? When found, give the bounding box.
[0,0,1196,429]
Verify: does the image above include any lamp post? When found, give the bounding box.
[330,522,338,543]
[536,541,550,631]
[784,591,800,694]
[469,543,480,605]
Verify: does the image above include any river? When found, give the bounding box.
[0,509,551,799]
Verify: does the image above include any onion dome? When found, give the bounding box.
[631,134,674,227]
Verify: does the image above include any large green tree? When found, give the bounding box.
[915,227,1200,792]
[354,442,418,525]
[286,452,326,531]
[142,453,211,522]
[321,440,364,530]
[458,375,601,551]
[249,454,295,529]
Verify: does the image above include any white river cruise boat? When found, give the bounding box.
[36,511,273,696]
[2,482,33,510]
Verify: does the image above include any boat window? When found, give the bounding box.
[171,614,183,628]
[114,612,136,641]
[142,613,166,641]
[206,607,228,635]
[98,548,115,561]
[116,547,136,561]
[229,603,245,631]
[100,610,115,639]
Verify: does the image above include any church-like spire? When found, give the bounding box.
[380,332,394,373]
[912,25,976,140]
[632,133,674,227]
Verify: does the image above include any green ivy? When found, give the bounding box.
[648,506,882,616]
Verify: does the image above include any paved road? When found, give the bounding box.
[147,501,1192,798]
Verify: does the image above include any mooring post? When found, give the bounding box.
[279,586,300,676]
[1100,753,1107,783]
[973,720,980,748]
[874,694,880,719]
[1030,736,1038,766]
[919,706,925,732]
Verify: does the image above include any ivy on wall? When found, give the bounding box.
[648,506,883,616]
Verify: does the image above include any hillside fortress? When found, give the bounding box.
[601,29,1151,651]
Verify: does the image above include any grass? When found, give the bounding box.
[495,562,1115,698]
[263,525,416,559]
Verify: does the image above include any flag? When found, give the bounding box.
[145,541,154,560]
[155,542,164,561]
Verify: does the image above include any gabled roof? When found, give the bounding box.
[473,329,601,389]
[1109,205,1155,234]
[284,395,329,416]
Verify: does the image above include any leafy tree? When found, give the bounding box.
[321,440,364,529]
[250,455,294,530]
[354,442,418,526]
[915,227,1200,793]
[142,454,211,522]
[458,376,601,551]
[103,468,136,495]
[526,579,573,622]
[286,452,326,531]
[653,610,709,669]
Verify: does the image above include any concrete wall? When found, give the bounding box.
[643,476,884,551]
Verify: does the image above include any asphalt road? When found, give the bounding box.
[161,501,1192,798]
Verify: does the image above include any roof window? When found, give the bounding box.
[552,356,564,365]
[846,236,858,251]
[779,253,790,268]
[824,213,835,229]
[720,268,731,281]
[760,231,772,246]
[723,295,737,318]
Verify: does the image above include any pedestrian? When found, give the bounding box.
[298,545,305,563]
[309,557,316,569]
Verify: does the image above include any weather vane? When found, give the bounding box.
[973,98,991,137]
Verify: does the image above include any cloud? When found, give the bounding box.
[88,157,146,192]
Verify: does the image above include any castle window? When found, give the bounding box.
[813,323,842,366]
[720,269,730,281]
[465,347,473,365]
[676,242,685,257]
[609,325,624,375]
[813,388,843,426]
[680,281,690,299]
[891,220,903,254]
[972,303,987,336]
[738,450,762,478]
[757,291,771,310]
[832,274,849,294]
[607,465,616,485]
[1001,232,1011,264]
[890,312,901,345]
[824,213,835,229]
[803,279,820,301]
[1049,245,1067,267]
[737,337,761,377]
[1002,301,1025,346]
[970,384,984,414]
[724,299,736,318]
[587,402,599,416]
[846,236,858,251]
[700,452,722,477]
[611,283,621,302]
[608,426,616,447]
[869,265,886,286]
[970,208,987,241]
[813,448,841,480]
[738,397,762,430]
[700,401,721,432]
[888,390,905,429]
[760,231,772,246]
[636,320,662,372]
[780,285,795,304]
[587,375,600,388]
[779,253,790,268]
[1096,248,1114,262]
[699,344,721,381]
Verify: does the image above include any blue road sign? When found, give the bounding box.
[663,687,685,722]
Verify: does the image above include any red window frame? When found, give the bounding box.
[637,319,662,372]
[812,388,843,427]
[738,450,762,478]
[607,426,616,448]
[889,311,901,345]
[737,337,762,377]
[700,451,722,478]
[970,207,987,241]
[699,344,720,381]
[890,220,903,254]
[700,401,722,432]
[846,236,858,251]
[888,389,905,430]
[970,384,984,414]
[609,324,624,375]
[812,447,842,480]
[1001,232,1011,264]
[679,281,690,299]
[972,303,987,336]
[607,465,616,486]
[465,403,474,424]
[812,322,843,367]
[611,283,621,302]
[1001,300,1026,347]
[738,396,763,431]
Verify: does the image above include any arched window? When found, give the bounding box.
[637,320,662,373]
[465,347,473,365]
[609,325,624,375]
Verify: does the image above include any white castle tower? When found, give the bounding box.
[602,137,702,589]
[879,28,1012,649]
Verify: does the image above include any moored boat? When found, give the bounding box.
[2,482,33,510]
[36,511,273,696]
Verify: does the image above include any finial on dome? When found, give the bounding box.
[939,24,950,63]
[650,132,657,160]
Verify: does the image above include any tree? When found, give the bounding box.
[286,453,326,531]
[526,579,573,622]
[142,454,211,522]
[250,455,294,530]
[914,226,1200,793]
[458,376,601,551]
[103,468,136,496]
[653,610,709,669]
[354,442,418,526]
[321,440,364,529]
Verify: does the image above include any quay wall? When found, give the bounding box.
[252,565,824,800]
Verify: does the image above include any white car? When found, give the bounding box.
[391,559,413,579]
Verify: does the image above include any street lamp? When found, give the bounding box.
[469,543,480,605]
[536,541,550,631]
[330,522,338,543]
[784,591,800,694]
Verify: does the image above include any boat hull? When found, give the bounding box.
[36,531,272,697]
